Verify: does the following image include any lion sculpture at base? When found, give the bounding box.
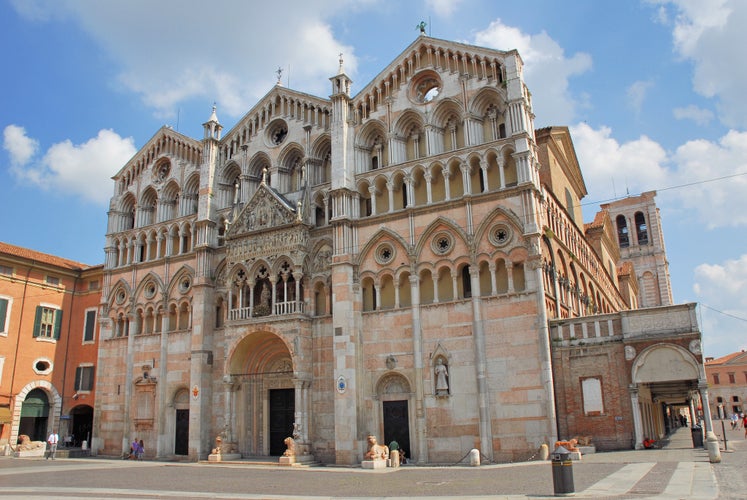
[17,435,45,451]
[364,435,389,461]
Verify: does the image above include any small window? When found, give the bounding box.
[0,297,9,335]
[83,309,97,343]
[728,372,736,384]
[33,306,62,340]
[75,365,95,392]
[88,280,100,291]
[46,275,60,286]
[713,373,720,385]
[0,265,12,276]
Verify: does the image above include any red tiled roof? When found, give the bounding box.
[705,351,747,365]
[0,241,90,270]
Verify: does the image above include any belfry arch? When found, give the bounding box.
[225,331,309,457]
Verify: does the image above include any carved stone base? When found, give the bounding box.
[362,459,387,469]
[279,454,315,466]
[14,447,46,458]
[208,453,241,462]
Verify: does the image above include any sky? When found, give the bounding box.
[1,0,745,358]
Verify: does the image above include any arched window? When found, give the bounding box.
[635,212,648,245]
[616,215,629,248]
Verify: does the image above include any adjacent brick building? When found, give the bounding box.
[705,351,747,419]
[0,242,102,454]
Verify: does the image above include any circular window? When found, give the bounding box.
[144,282,157,299]
[431,231,454,256]
[410,71,442,104]
[489,224,512,247]
[266,119,289,147]
[33,358,53,375]
[115,289,126,305]
[153,160,170,182]
[178,276,191,293]
[375,243,395,265]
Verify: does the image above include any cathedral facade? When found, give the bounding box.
[93,35,704,464]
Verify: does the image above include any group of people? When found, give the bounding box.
[729,412,747,437]
[129,438,145,460]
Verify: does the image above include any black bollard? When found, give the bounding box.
[551,445,575,496]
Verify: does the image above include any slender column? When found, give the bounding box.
[489,263,497,295]
[375,283,381,311]
[443,171,451,201]
[369,186,377,216]
[424,172,433,204]
[387,180,394,213]
[409,275,427,463]
[506,262,515,293]
[469,267,492,458]
[629,384,644,449]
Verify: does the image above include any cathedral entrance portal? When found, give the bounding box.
[383,400,410,460]
[227,331,303,457]
[175,409,189,455]
[269,388,294,456]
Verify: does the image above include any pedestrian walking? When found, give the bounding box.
[136,439,145,460]
[47,430,59,459]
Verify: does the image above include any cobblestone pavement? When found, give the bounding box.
[1,426,739,499]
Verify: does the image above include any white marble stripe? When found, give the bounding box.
[579,462,655,496]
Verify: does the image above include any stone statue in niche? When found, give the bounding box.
[435,358,449,395]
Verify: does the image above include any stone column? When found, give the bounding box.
[469,267,492,459]
[409,275,427,463]
[629,384,644,449]
[699,382,721,462]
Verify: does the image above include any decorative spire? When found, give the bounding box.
[276,66,283,86]
[416,21,427,35]
[338,52,344,73]
[208,103,219,123]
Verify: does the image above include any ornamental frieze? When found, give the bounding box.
[226,226,308,265]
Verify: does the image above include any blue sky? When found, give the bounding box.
[1,0,745,358]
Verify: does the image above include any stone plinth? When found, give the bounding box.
[578,445,595,455]
[208,453,241,462]
[14,447,46,458]
[362,459,387,469]
[279,454,315,466]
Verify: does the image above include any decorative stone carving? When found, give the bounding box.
[624,345,636,360]
[17,435,45,450]
[364,435,389,461]
[689,339,701,355]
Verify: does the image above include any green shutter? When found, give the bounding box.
[53,309,63,340]
[0,298,7,333]
[33,306,42,337]
[74,367,82,391]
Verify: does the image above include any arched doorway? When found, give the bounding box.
[227,331,296,457]
[630,344,701,447]
[70,404,93,447]
[173,389,189,455]
[376,373,413,462]
[19,389,49,441]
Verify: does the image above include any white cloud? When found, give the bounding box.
[693,254,747,356]
[672,105,714,125]
[670,130,747,227]
[426,0,464,18]
[653,0,747,128]
[13,0,358,120]
[4,126,136,204]
[571,123,747,228]
[474,19,592,126]
[627,80,654,115]
[570,123,669,204]
[3,125,39,167]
